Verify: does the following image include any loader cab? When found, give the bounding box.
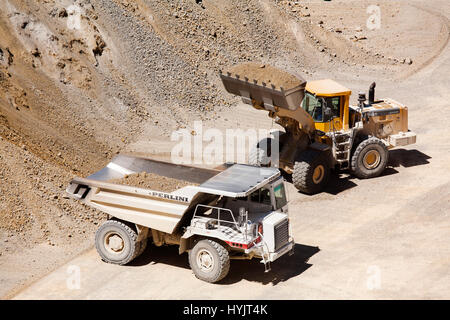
[303,79,352,133]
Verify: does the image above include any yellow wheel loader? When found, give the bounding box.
[220,63,417,194]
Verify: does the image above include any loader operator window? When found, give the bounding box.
[303,92,323,122]
[328,96,341,118]
[303,92,341,122]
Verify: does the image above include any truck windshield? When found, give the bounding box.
[250,188,271,205]
[273,183,287,209]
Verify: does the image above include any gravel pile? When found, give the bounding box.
[226,62,304,89]
[108,172,197,192]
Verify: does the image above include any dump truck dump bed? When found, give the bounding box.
[66,155,280,233]
[86,154,218,183]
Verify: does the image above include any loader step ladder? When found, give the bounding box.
[333,132,353,170]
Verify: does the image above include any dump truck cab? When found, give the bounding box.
[185,173,292,268]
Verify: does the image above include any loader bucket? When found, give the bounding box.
[220,63,306,111]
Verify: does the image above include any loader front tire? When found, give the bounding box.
[189,239,230,283]
[95,219,140,265]
[351,137,388,179]
[292,149,330,194]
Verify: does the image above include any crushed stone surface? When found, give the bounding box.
[226,62,304,89]
[108,172,197,192]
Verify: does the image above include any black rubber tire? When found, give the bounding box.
[248,138,273,167]
[95,219,140,265]
[136,238,148,257]
[188,239,230,283]
[292,149,330,194]
[350,137,388,179]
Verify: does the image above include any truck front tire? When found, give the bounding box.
[188,239,230,283]
[95,219,140,265]
[351,137,388,179]
[292,149,330,194]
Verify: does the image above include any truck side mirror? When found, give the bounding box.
[238,207,247,226]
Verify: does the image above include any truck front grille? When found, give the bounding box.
[274,219,289,251]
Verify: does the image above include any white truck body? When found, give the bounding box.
[66,155,295,281]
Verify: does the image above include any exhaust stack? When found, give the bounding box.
[368,82,376,104]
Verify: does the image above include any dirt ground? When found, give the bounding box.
[1,0,449,299]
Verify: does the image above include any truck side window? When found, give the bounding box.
[260,189,271,205]
[273,184,287,209]
[250,190,260,202]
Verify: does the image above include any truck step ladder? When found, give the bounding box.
[258,232,272,273]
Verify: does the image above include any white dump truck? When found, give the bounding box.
[66,155,294,283]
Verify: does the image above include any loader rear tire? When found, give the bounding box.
[95,219,140,265]
[351,137,388,179]
[292,149,330,194]
[189,239,230,283]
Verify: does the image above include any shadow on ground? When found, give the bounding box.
[283,148,430,196]
[130,243,319,285]
[388,149,431,168]
[221,243,319,285]
[323,173,358,195]
[283,170,359,196]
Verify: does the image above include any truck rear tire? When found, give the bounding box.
[248,138,273,167]
[292,149,330,194]
[95,219,140,265]
[137,238,148,257]
[351,137,388,179]
[188,239,230,283]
